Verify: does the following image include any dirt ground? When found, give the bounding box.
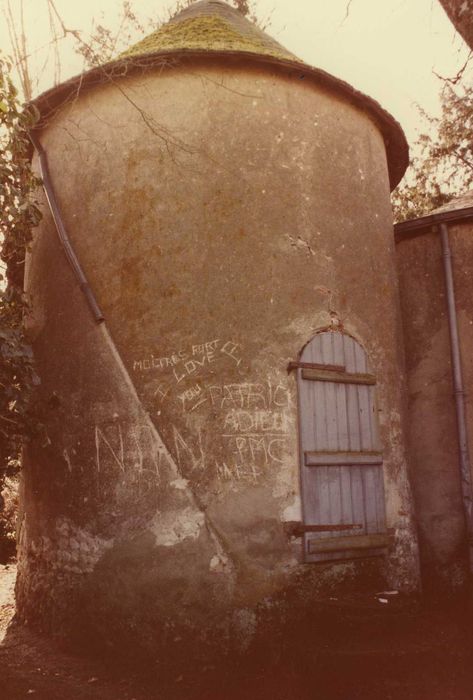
[0,565,156,700]
[2,563,473,700]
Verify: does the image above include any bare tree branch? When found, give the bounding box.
[340,0,354,26]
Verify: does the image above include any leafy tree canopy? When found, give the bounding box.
[392,77,473,222]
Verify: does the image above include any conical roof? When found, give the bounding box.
[122,0,297,63]
[31,0,409,189]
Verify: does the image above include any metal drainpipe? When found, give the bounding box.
[29,132,105,324]
[439,222,473,567]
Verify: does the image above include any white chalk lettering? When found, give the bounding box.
[172,425,206,473]
[154,383,171,400]
[220,341,242,365]
[95,425,125,474]
[133,350,188,372]
[208,382,288,410]
[178,383,203,408]
[192,339,220,356]
[133,339,242,377]
[222,434,286,466]
[223,409,287,433]
[93,422,170,487]
[215,459,261,483]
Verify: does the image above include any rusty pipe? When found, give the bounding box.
[29,132,105,324]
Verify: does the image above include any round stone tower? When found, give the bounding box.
[17,0,419,663]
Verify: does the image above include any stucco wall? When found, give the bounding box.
[17,57,419,659]
[396,225,473,594]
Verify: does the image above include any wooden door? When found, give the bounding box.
[297,331,390,562]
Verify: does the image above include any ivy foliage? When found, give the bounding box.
[392,81,473,222]
[0,54,42,478]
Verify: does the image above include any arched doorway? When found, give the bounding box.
[296,331,390,562]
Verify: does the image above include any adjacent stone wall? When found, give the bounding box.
[396,224,473,595]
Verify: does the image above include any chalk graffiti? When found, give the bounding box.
[178,382,204,409]
[132,338,242,376]
[131,336,291,484]
[215,461,262,483]
[94,423,169,486]
[133,351,186,372]
[222,409,288,433]
[208,381,289,411]
[153,383,171,400]
[95,425,125,473]
[220,341,242,366]
[172,425,206,473]
[170,379,291,415]
[191,339,220,356]
[170,379,290,481]
[173,354,217,383]
[224,434,286,465]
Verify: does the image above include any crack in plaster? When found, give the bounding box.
[286,234,315,257]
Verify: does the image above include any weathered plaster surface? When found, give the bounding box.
[18,58,419,659]
[396,225,473,594]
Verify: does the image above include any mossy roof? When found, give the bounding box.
[30,0,409,190]
[121,1,299,63]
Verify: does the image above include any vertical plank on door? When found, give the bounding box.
[297,331,387,560]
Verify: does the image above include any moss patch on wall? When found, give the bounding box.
[120,15,299,63]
